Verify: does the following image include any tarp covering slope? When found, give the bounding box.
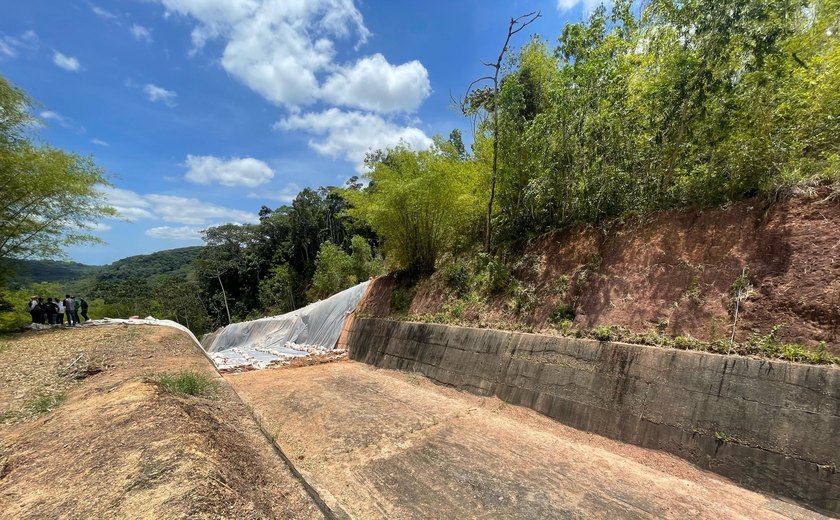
[202,281,370,370]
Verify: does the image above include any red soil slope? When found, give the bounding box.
[365,193,839,353]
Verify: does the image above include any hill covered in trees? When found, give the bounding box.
[3,246,203,290]
[4,260,100,288]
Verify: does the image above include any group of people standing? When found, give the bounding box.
[28,295,89,326]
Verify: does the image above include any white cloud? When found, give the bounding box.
[320,54,430,113]
[185,155,274,187]
[52,51,81,71]
[556,0,610,12]
[145,226,203,240]
[144,83,177,106]
[156,0,435,170]
[130,24,153,42]
[0,30,39,60]
[91,138,110,146]
[144,194,258,225]
[154,0,396,109]
[103,186,259,232]
[103,187,154,221]
[277,108,432,171]
[0,40,15,59]
[90,4,118,20]
[84,222,112,232]
[40,110,73,128]
[247,183,301,203]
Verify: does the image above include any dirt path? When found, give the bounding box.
[228,360,828,520]
[0,325,322,519]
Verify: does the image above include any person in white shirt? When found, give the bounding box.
[64,295,75,326]
[28,297,38,324]
[56,298,66,326]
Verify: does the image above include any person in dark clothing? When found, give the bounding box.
[45,298,57,325]
[33,297,44,324]
[80,298,89,322]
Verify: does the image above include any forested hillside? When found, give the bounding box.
[0,247,204,330]
[4,260,100,288]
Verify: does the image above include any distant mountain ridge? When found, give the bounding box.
[4,246,204,289]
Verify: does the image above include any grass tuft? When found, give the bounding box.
[155,371,219,397]
[27,391,66,414]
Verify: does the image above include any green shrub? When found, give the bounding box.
[391,285,417,314]
[309,241,356,301]
[549,303,576,324]
[592,326,613,341]
[482,256,514,295]
[156,371,219,397]
[553,318,576,336]
[443,261,471,295]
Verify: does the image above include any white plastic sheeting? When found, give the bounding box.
[203,281,370,371]
[86,317,205,349]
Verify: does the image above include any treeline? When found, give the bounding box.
[178,187,382,331]
[349,0,839,273]
[480,0,839,246]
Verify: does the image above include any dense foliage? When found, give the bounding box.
[478,0,839,244]
[189,187,382,329]
[343,139,485,274]
[0,76,115,264]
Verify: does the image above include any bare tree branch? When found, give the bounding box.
[455,10,541,253]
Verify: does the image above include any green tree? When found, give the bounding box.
[0,75,115,263]
[259,264,297,314]
[308,241,354,300]
[350,234,383,282]
[344,143,484,274]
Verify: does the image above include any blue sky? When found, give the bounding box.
[1,0,594,265]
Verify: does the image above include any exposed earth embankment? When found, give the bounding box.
[0,326,322,519]
[386,194,840,353]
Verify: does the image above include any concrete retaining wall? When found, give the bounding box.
[348,318,840,515]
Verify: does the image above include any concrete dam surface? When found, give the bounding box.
[226,360,826,520]
[346,318,840,517]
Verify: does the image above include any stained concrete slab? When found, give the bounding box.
[348,319,840,514]
[226,361,828,520]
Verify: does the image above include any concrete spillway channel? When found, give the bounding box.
[212,316,838,519]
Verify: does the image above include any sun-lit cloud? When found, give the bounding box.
[102,187,259,238]
[184,155,275,187]
[320,54,431,113]
[0,30,39,60]
[40,110,73,128]
[153,0,429,114]
[143,83,177,106]
[130,24,153,42]
[52,50,81,71]
[91,138,110,147]
[556,0,611,12]
[145,226,204,240]
[84,222,113,232]
[277,108,432,172]
[89,3,118,20]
